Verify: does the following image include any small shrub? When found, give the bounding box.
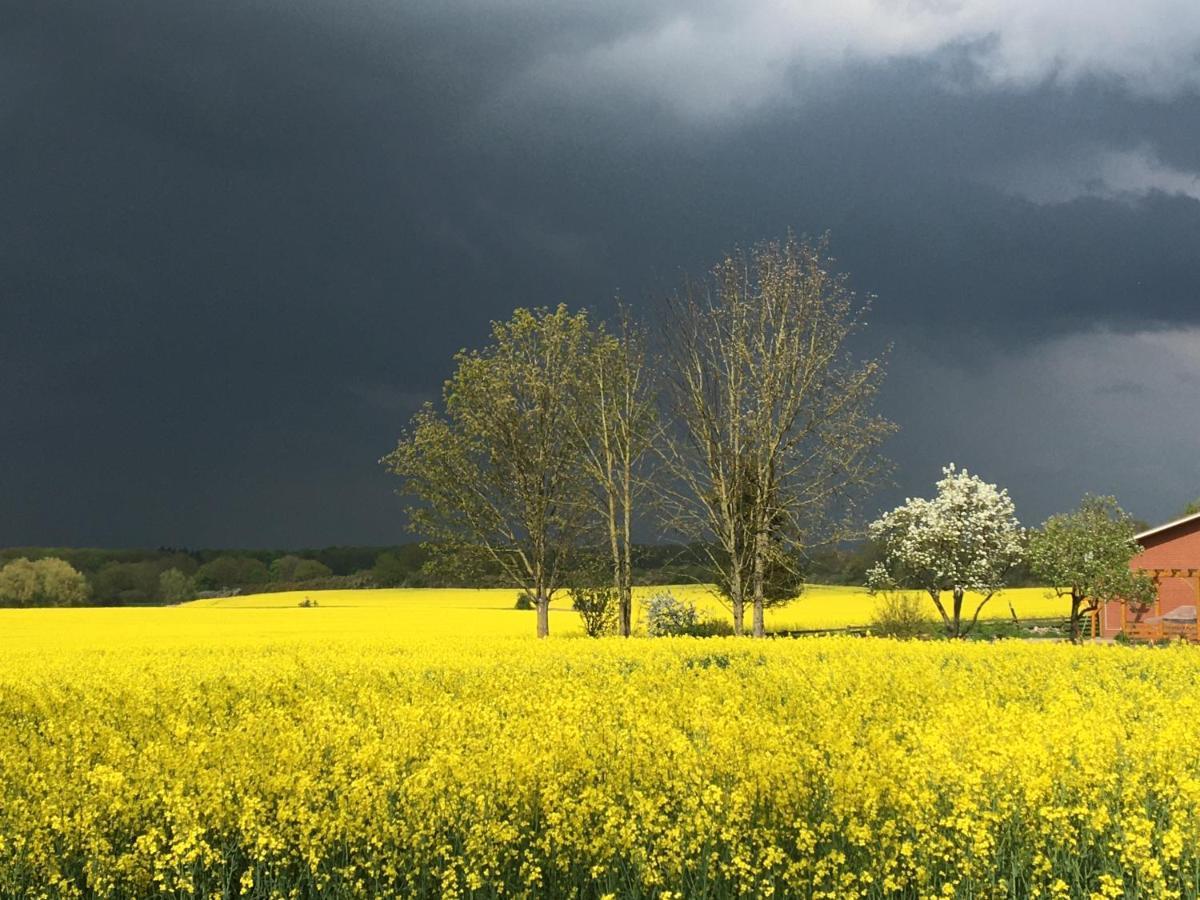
[870,591,928,639]
[514,592,535,610]
[298,596,319,608]
[644,591,700,637]
[688,617,735,637]
[569,584,618,638]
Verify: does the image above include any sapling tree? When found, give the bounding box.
[1028,495,1157,643]
[568,584,619,638]
[868,464,1024,638]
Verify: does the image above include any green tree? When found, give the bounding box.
[270,555,332,583]
[291,559,332,582]
[158,568,195,604]
[270,555,304,582]
[0,558,40,606]
[36,558,90,605]
[382,305,595,637]
[1028,495,1157,643]
[91,561,160,604]
[712,465,805,613]
[194,556,270,591]
[0,557,89,607]
[372,551,413,587]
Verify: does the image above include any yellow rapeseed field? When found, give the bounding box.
[178,584,1065,635]
[1,589,1196,898]
[0,585,1066,657]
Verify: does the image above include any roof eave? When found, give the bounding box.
[1136,511,1200,542]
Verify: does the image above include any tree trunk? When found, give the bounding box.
[727,516,745,636]
[606,480,624,636]
[724,556,744,633]
[952,587,964,638]
[752,532,766,638]
[1070,591,1082,644]
[929,589,952,634]
[964,592,995,637]
[536,592,550,638]
[620,462,634,637]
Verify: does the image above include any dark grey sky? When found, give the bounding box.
[5,0,1200,547]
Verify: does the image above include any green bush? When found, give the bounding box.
[690,617,735,637]
[569,584,618,638]
[870,591,928,639]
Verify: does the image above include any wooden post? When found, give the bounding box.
[1155,584,1163,640]
[1194,573,1200,643]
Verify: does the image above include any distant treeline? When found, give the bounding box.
[0,542,1044,606]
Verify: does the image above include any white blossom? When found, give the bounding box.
[869,464,1024,635]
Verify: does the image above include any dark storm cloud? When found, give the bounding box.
[3,0,1200,545]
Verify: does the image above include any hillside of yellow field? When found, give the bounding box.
[0,585,1066,653]
[186,583,1064,630]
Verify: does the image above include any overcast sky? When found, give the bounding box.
[4,0,1200,548]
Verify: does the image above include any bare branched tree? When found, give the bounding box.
[567,307,658,636]
[659,234,894,636]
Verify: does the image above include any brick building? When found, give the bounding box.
[1099,513,1200,640]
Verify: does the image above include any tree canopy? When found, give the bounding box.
[383,305,597,637]
[0,557,90,607]
[1028,495,1156,643]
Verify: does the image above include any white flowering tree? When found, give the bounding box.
[868,464,1024,638]
[1027,495,1156,644]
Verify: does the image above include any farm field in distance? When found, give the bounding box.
[188,583,1062,634]
[0,585,1064,652]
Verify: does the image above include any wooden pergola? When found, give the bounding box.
[1103,568,1200,642]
